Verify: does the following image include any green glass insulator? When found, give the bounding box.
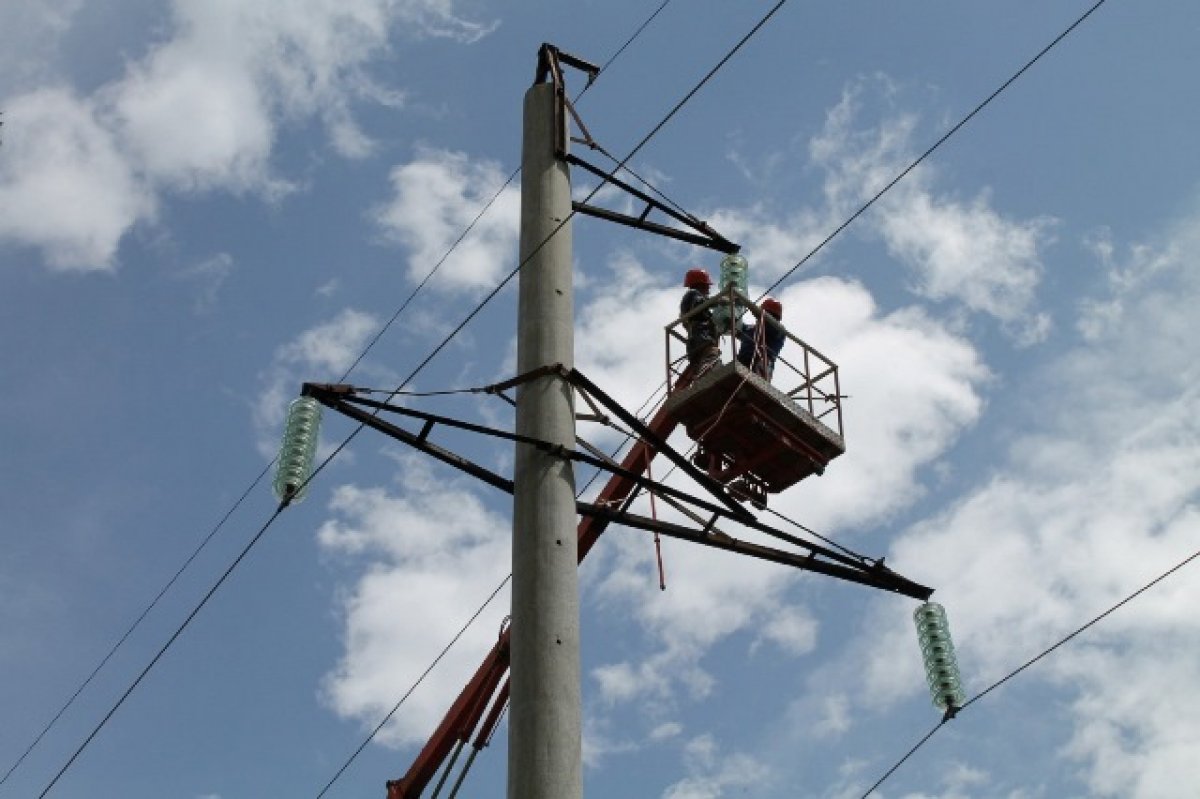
[273,396,322,503]
[913,602,966,711]
[713,254,749,336]
[719,253,749,294]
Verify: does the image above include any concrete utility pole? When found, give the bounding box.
[508,80,582,799]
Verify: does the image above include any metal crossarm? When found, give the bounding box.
[565,153,739,253]
[301,381,927,593]
[577,503,932,599]
[563,368,755,521]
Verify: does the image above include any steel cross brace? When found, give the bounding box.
[300,377,927,591]
[356,361,933,797]
[565,153,739,254]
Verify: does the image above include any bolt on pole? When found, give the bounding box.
[507,81,583,799]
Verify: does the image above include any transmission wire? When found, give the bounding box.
[762,0,1109,299]
[34,503,288,798]
[33,0,787,787]
[8,4,683,785]
[857,539,1200,798]
[27,0,686,791]
[310,6,697,793]
[314,574,512,799]
[0,460,272,788]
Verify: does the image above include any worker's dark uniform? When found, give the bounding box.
[681,287,719,371]
[736,316,785,379]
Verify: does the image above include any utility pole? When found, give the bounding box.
[291,45,937,799]
[508,75,582,799]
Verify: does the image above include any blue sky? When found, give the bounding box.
[3,1,1200,797]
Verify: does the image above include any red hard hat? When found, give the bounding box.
[762,297,783,318]
[684,268,712,289]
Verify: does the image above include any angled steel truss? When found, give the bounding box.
[536,42,740,254]
[302,366,930,599]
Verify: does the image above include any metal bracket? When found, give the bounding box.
[300,372,935,598]
[535,43,600,157]
[566,153,740,254]
[535,43,740,254]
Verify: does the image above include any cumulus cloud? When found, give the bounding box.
[373,147,521,292]
[660,735,771,799]
[0,0,494,270]
[845,210,1200,797]
[254,308,380,455]
[0,87,154,270]
[715,78,1054,343]
[812,81,1056,342]
[572,254,986,710]
[317,456,511,746]
[179,252,235,313]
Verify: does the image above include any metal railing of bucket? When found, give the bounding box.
[665,287,844,439]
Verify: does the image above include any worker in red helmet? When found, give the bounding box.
[737,296,785,379]
[680,268,719,372]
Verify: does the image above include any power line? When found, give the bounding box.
[0,461,272,789]
[857,718,946,799]
[7,5,682,786]
[31,0,802,786]
[34,503,287,798]
[299,1,794,791]
[22,4,689,793]
[762,0,1110,299]
[314,574,512,799]
[857,539,1200,798]
[30,419,370,796]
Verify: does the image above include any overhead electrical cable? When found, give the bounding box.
[762,0,1110,298]
[25,2,689,793]
[298,2,798,791]
[9,1,686,782]
[34,503,288,799]
[617,0,1113,563]
[0,461,272,789]
[314,574,512,799]
[857,538,1200,798]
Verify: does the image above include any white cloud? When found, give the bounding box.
[705,204,828,281]
[108,0,436,190]
[317,456,511,746]
[389,0,497,43]
[0,87,154,270]
[254,308,381,455]
[661,735,771,799]
[809,79,1055,342]
[754,603,818,655]
[650,721,684,741]
[179,252,235,313]
[1,0,495,270]
[846,210,1200,798]
[710,79,1054,342]
[277,307,380,375]
[0,0,82,95]
[813,694,851,739]
[575,255,986,710]
[770,277,987,532]
[373,147,521,292]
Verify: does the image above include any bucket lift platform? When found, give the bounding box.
[665,290,847,503]
[664,361,845,493]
